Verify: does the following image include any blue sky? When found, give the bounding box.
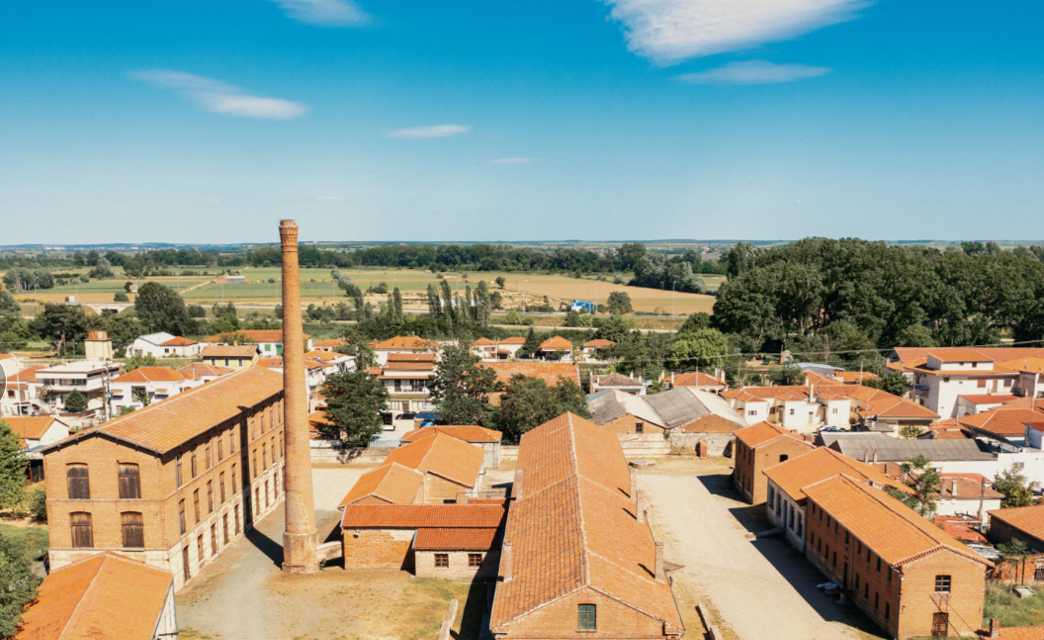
[1,1,1042,244]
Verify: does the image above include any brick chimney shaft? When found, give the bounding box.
[989,618,1000,638]
[654,541,664,583]
[502,542,513,583]
[280,220,319,574]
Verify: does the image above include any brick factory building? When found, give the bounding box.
[489,413,684,639]
[399,425,503,469]
[41,367,287,590]
[732,421,814,504]
[15,552,177,640]
[804,475,992,640]
[988,504,1044,551]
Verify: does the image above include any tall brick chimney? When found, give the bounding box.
[502,542,513,583]
[279,220,319,575]
[654,541,664,583]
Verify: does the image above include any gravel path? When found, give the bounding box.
[641,459,870,640]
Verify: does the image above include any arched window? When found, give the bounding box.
[118,463,140,499]
[121,512,144,548]
[577,604,596,631]
[67,464,90,499]
[70,512,93,548]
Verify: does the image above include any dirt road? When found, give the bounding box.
[641,458,879,640]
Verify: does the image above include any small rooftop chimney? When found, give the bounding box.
[630,467,638,501]
[872,450,878,465]
[636,490,645,523]
[502,542,513,583]
[514,469,523,500]
[654,541,665,583]
[989,617,1000,638]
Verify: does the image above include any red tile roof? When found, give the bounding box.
[672,370,725,387]
[203,329,311,343]
[201,345,258,359]
[177,362,233,379]
[3,416,61,441]
[959,394,1018,405]
[976,625,1044,639]
[5,365,45,386]
[160,336,198,347]
[491,413,684,635]
[838,371,879,383]
[498,337,526,345]
[388,353,438,362]
[313,338,345,349]
[927,349,994,362]
[339,462,424,506]
[483,362,580,387]
[733,421,808,448]
[46,367,283,454]
[804,475,992,568]
[414,527,499,550]
[471,338,495,347]
[372,336,439,351]
[988,504,1044,542]
[582,339,616,350]
[400,425,502,443]
[537,335,573,351]
[722,385,811,402]
[892,347,1044,370]
[764,446,909,502]
[937,474,1003,500]
[383,361,435,371]
[16,552,173,640]
[340,503,507,528]
[111,367,185,384]
[592,373,646,388]
[959,404,1044,437]
[382,433,485,488]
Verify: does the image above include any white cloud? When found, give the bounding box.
[601,0,868,64]
[489,157,541,165]
[269,0,368,26]
[387,124,471,139]
[675,60,830,84]
[314,196,343,201]
[132,70,309,120]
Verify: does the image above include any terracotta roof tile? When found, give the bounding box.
[340,504,507,528]
[111,367,186,384]
[537,336,573,351]
[45,367,283,454]
[177,362,233,379]
[383,433,485,488]
[160,336,198,347]
[483,362,580,387]
[959,404,1044,437]
[927,348,994,362]
[671,370,725,387]
[988,504,1044,542]
[313,338,345,349]
[201,345,258,358]
[734,421,809,448]
[384,361,435,371]
[339,462,424,506]
[592,373,646,388]
[3,416,59,441]
[400,425,502,443]
[959,394,1018,405]
[582,339,616,349]
[414,527,499,550]
[372,336,439,351]
[977,625,1044,639]
[765,447,910,502]
[498,337,526,345]
[387,353,438,362]
[490,413,684,634]
[5,365,45,385]
[804,475,992,568]
[722,385,811,402]
[203,329,311,343]
[16,552,172,640]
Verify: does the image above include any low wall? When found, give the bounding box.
[671,433,735,457]
[311,445,394,465]
[617,433,670,458]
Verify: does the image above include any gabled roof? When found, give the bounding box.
[340,503,507,528]
[203,329,311,343]
[414,527,500,551]
[177,362,233,379]
[135,332,175,346]
[582,339,616,349]
[537,335,573,351]
[483,362,580,387]
[937,474,1003,500]
[927,349,994,362]
[592,373,646,388]
[43,367,283,455]
[498,337,526,345]
[959,403,1044,437]
[111,367,185,384]
[997,357,1044,375]
[988,504,1044,542]
[16,552,172,640]
[338,462,424,506]
[812,384,939,419]
[804,475,992,568]
[671,370,726,387]
[959,394,1018,405]
[891,347,1044,370]
[383,432,485,488]
[5,365,45,386]
[384,361,435,371]
[733,421,809,449]
[471,337,495,347]
[722,385,810,402]
[371,336,438,351]
[491,413,684,634]
[824,433,995,462]
[201,345,258,359]
[160,336,198,347]
[313,338,345,349]
[3,416,62,441]
[387,353,438,363]
[645,386,746,430]
[764,446,909,502]
[400,425,502,443]
[587,388,668,428]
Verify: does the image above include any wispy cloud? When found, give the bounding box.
[269,0,368,26]
[387,124,471,140]
[489,157,541,165]
[600,0,868,64]
[314,196,343,201]
[675,60,830,84]
[132,70,308,120]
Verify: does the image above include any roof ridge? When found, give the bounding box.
[567,415,592,586]
[58,554,109,639]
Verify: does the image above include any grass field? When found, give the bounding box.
[4,266,719,315]
[0,523,49,560]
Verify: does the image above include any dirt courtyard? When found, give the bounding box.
[176,466,481,640]
[639,457,887,640]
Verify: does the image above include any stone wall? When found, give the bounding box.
[670,432,734,457]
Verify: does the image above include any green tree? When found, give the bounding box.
[677,312,711,335]
[29,304,89,353]
[90,257,114,279]
[862,371,907,397]
[606,291,633,315]
[319,371,389,445]
[669,328,729,370]
[594,315,634,343]
[135,282,191,335]
[0,532,41,637]
[495,375,590,442]
[0,421,27,510]
[113,292,129,303]
[125,353,157,371]
[64,390,88,413]
[770,364,805,386]
[428,346,501,424]
[392,287,404,321]
[133,388,151,407]
[0,291,19,315]
[994,467,1034,508]
[521,328,541,357]
[898,425,924,439]
[892,455,941,516]
[495,276,506,289]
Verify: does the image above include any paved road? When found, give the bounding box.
[176,466,366,639]
[641,459,870,640]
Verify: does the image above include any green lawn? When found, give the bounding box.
[983,582,1044,627]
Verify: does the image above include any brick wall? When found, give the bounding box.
[734,437,812,504]
[670,432,734,457]
[342,528,415,569]
[496,585,678,638]
[600,414,668,436]
[423,474,472,503]
[415,549,499,581]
